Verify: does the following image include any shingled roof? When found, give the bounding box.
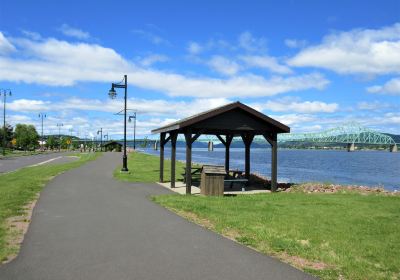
[151,101,290,135]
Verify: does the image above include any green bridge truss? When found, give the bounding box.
[148,122,397,146]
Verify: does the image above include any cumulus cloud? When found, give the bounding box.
[288,23,400,75]
[139,54,169,67]
[207,56,240,76]
[59,24,91,40]
[284,39,307,49]
[0,32,16,54]
[238,31,267,52]
[367,77,400,95]
[255,98,338,113]
[132,29,170,45]
[0,33,329,97]
[239,55,292,74]
[187,42,203,54]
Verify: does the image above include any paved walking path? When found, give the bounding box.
[0,153,316,280]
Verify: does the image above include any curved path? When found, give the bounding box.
[0,153,316,280]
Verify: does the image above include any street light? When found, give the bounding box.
[1,89,12,156]
[108,74,129,172]
[97,128,103,152]
[56,123,63,151]
[128,112,137,150]
[38,113,46,151]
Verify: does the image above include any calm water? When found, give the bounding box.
[142,147,400,191]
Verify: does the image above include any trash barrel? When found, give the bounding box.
[200,165,226,196]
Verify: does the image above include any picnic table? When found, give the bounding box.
[182,167,202,183]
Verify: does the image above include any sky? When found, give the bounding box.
[0,0,399,140]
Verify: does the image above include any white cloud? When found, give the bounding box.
[270,113,315,126]
[357,101,391,110]
[8,99,51,112]
[59,24,90,40]
[21,30,42,41]
[0,32,16,54]
[239,55,292,74]
[238,31,267,52]
[139,54,169,67]
[132,29,170,45]
[207,56,240,76]
[284,39,307,49]
[367,77,400,95]
[255,98,338,113]
[0,34,329,97]
[187,42,203,55]
[288,23,400,75]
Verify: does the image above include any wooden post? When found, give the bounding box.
[216,134,233,174]
[271,134,277,192]
[159,133,165,183]
[241,134,254,180]
[170,132,178,188]
[184,132,192,194]
[264,133,278,192]
[225,135,233,174]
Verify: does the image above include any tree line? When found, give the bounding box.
[0,123,79,151]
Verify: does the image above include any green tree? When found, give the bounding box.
[0,123,13,148]
[14,124,39,151]
[46,136,58,150]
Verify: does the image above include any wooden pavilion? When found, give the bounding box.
[151,101,290,194]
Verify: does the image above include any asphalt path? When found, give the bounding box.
[0,152,78,173]
[0,153,316,280]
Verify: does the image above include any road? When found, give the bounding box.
[0,153,316,280]
[0,152,79,173]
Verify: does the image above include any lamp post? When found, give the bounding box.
[38,113,46,151]
[1,89,12,156]
[108,74,129,172]
[97,128,103,152]
[128,112,137,150]
[56,123,63,151]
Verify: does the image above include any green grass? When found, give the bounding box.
[153,193,400,280]
[114,152,187,182]
[0,152,101,262]
[117,152,400,279]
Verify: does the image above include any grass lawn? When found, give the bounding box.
[153,193,400,280]
[0,152,101,262]
[114,151,187,182]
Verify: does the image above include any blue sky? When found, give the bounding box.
[0,0,399,139]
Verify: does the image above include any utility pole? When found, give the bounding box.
[38,113,46,151]
[1,89,12,156]
[97,128,103,152]
[57,123,63,151]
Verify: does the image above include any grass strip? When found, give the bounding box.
[0,152,101,262]
[114,151,187,182]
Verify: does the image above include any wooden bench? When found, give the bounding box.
[182,167,202,183]
[224,178,248,189]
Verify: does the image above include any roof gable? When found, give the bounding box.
[151,101,290,134]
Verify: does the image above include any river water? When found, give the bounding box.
[142,147,400,191]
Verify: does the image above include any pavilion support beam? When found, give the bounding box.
[170,132,178,188]
[241,133,254,180]
[217,134,234,173]
[184,131,202,194]
[264,133,278,192]
[159,132,166,183]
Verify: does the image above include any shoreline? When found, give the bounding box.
[137,149,400,193]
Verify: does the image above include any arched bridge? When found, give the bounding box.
[146,122,398,152]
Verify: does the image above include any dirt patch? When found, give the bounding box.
[278,252,331,271]
[2,196,39,264]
